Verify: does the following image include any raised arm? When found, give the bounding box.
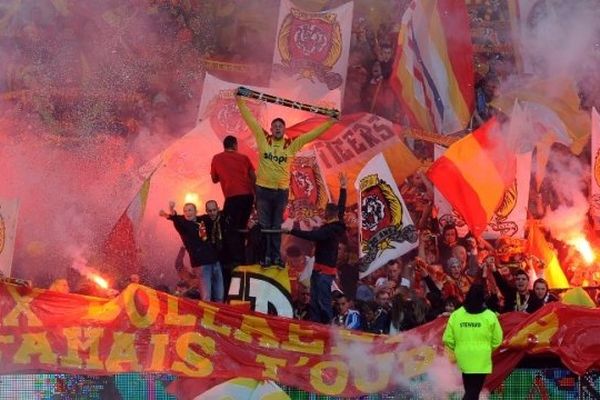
[159,201,177,219]
[235,93,267,148]
[492,268,514,298]
[289,119,335,152]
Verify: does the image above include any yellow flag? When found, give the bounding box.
[527,221,569,289]
[561,287,595,308]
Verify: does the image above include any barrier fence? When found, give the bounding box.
[0,368,595,399]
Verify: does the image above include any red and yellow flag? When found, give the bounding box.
[391,0,474,134]
[527,221,569,289]
[427,119,516,235]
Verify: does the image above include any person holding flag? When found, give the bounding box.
[235,87,336,268]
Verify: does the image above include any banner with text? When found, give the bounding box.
[0,282,443,397]
[2,284,600,396]
[307,113,421,204]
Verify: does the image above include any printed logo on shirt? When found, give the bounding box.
[264,152,288,164]
[459,322,482,328]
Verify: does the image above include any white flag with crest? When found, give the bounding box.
[196,74,270,157]
[270,0,353,112]
[356,153,418,278]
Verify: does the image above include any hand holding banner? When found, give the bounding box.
[236,86,340,119]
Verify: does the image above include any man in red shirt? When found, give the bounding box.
[211,135,256,265]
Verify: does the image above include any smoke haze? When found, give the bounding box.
[0,0,279,287]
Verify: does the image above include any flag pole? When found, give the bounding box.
[236,87,340,120]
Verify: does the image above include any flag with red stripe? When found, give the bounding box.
[427,119,516,236]
[101,171,154,279]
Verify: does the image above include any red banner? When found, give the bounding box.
[0,282,598,397]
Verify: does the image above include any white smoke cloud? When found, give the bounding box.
[541,148,590,241]
[331,327,462,398]
[516,0,600,80]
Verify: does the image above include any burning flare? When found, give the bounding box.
[568,235,596,265]
[184,192,200,205]
[90,274,109,289]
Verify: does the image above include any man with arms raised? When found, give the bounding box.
[236,88,335,267]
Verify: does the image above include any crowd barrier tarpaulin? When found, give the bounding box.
[1,282,600,397]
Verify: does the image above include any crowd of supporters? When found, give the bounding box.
[32,164,589,338]
[7,0,600,337]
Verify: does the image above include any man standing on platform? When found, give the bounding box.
[236,89,335,268]
[284,173,347,323]
[211,135,255,266]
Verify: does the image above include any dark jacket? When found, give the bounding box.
[361,307,391,334]
[199,213,230,263]
[493,271,543,313]
[168,214,219,266]
[289,189,346,268]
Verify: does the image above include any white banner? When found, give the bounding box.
[433,145,532,239]
[356,153,418,278]
[196,74,269,156]
[0,198,19,277]
[590,108,600,227]
[270,0,353,112]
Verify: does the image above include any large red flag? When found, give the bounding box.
[427,119,516,235]
[101,172,153,279]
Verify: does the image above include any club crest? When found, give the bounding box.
[276,8,343,89]
[207,91,263,145]
[359,174,417,269]
[488,180,519,236]
[289,155,328,220]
